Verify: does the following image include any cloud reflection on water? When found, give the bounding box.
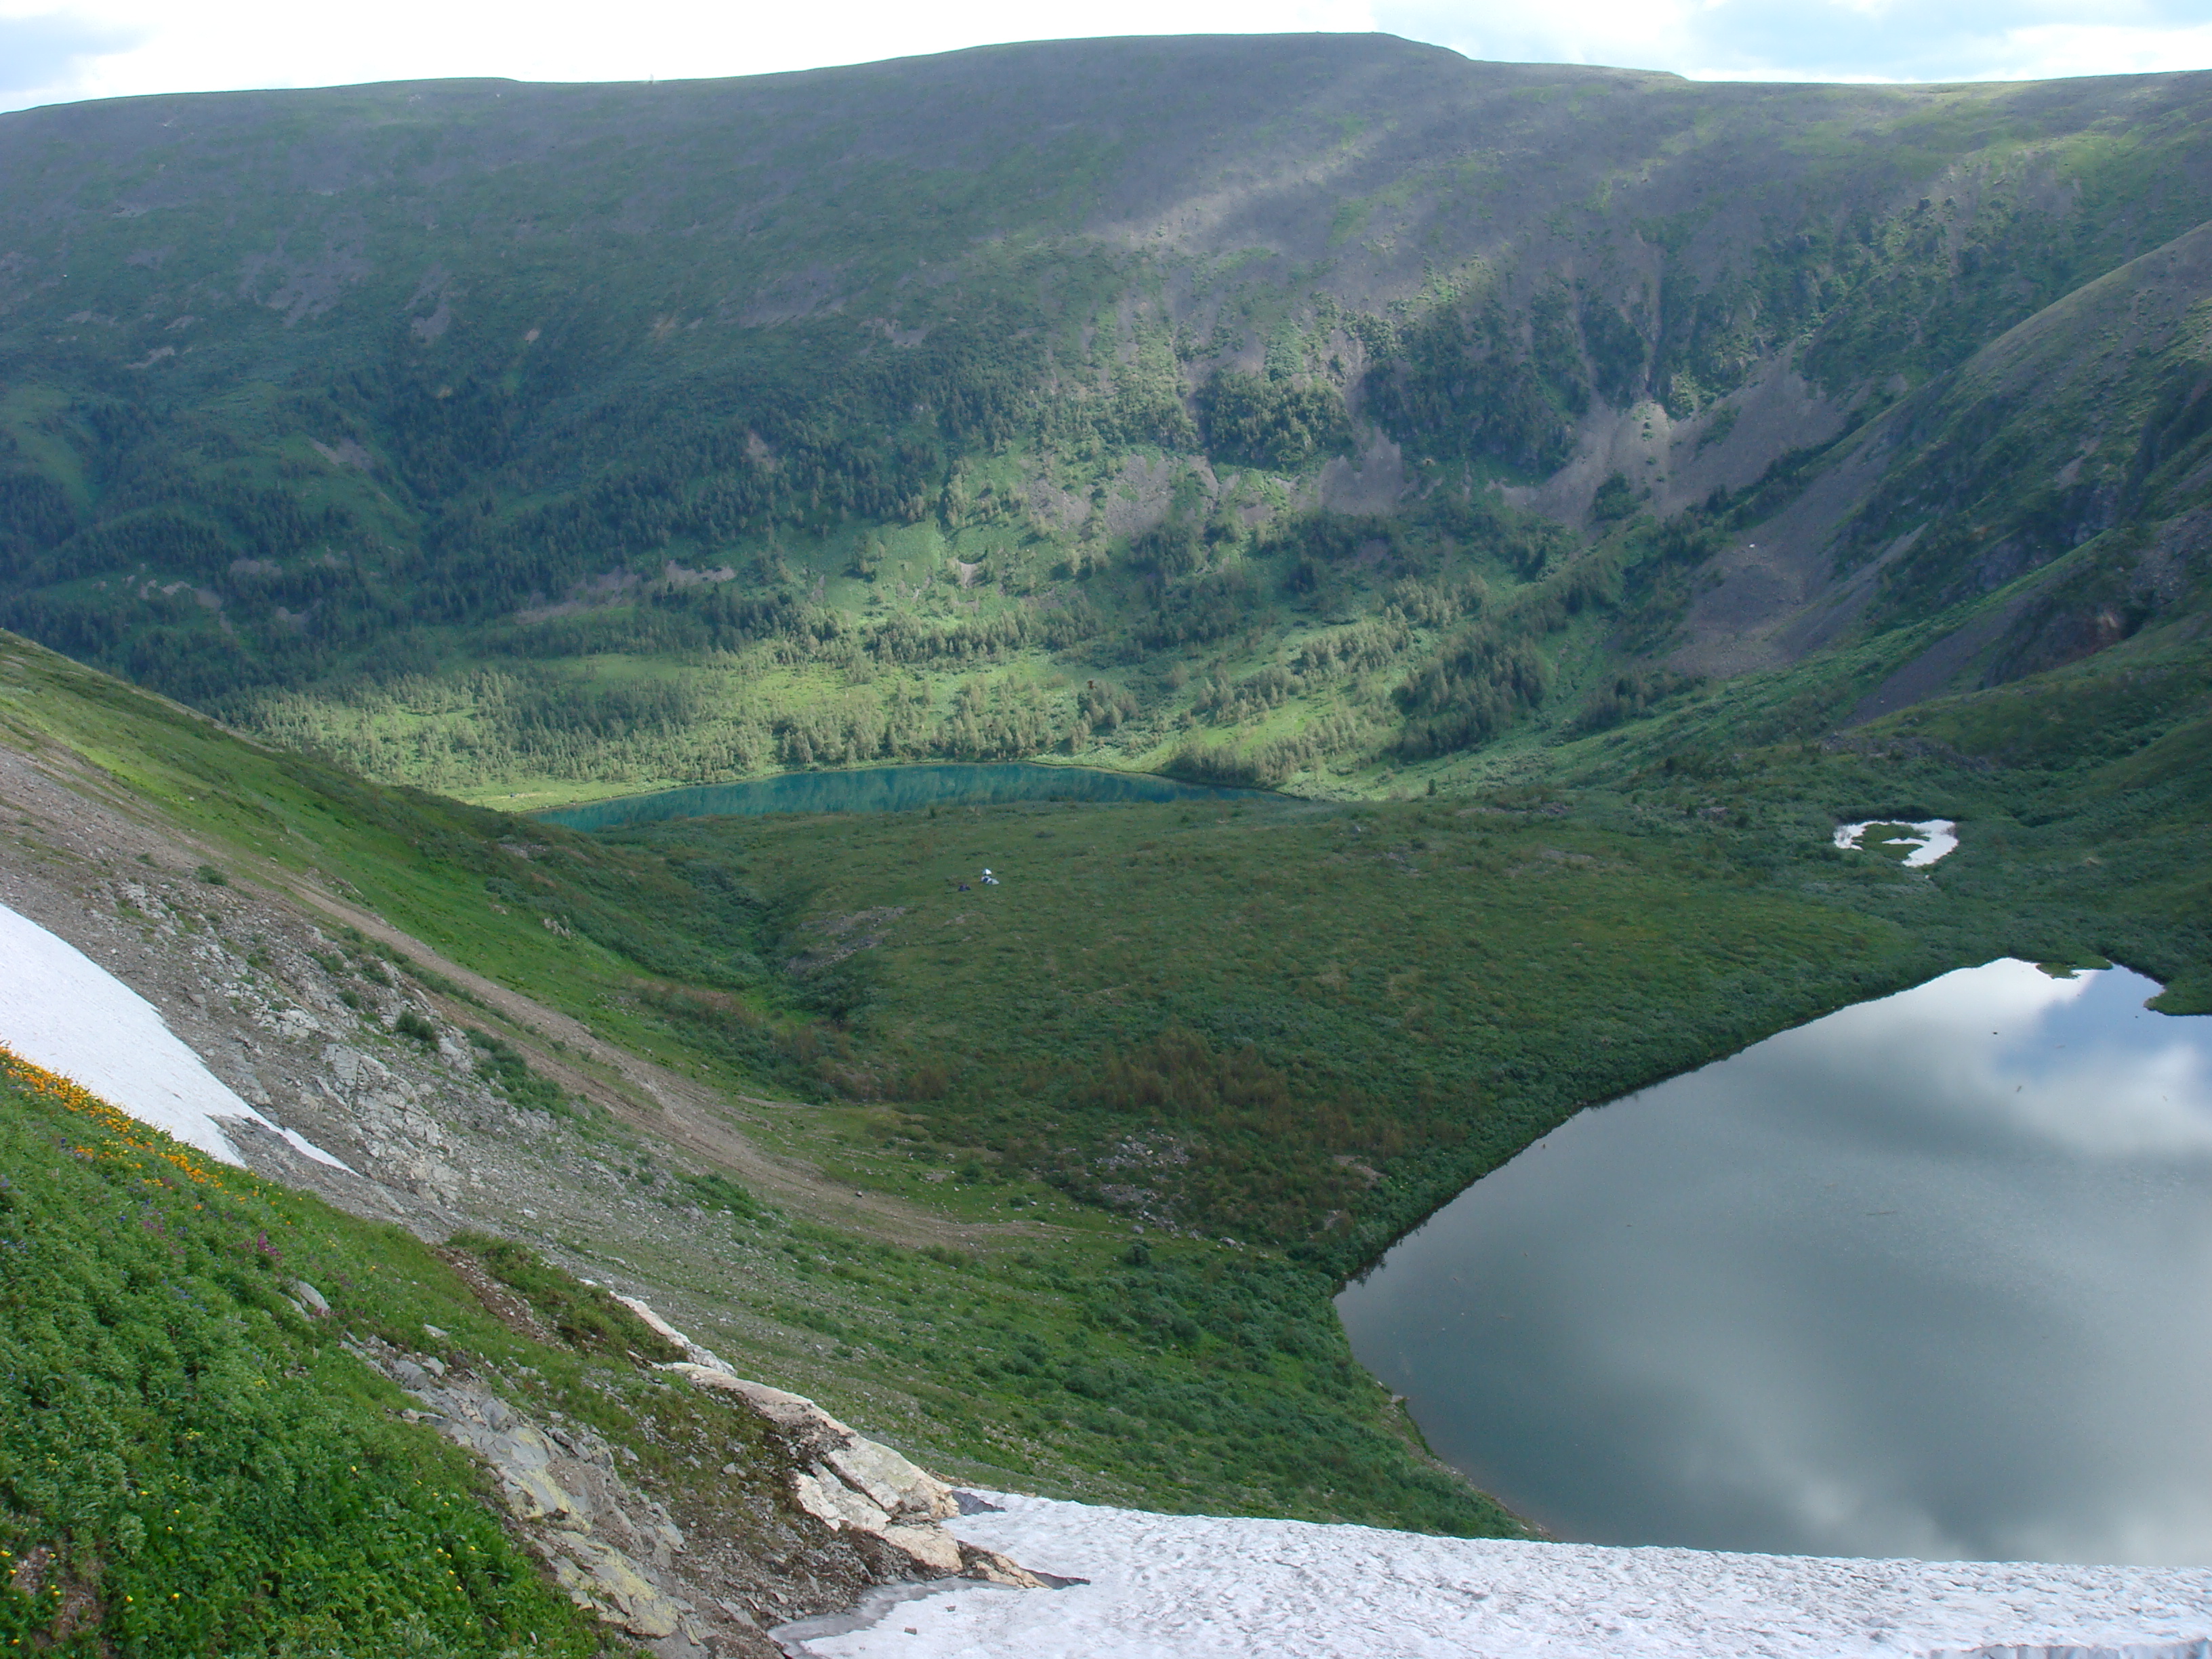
[1336,960,2212,1565]
[1772,960,2212,1157]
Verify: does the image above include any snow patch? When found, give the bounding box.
[1835,819,1959,866]
[777,1490,2212,1659]
[0,900,353,1172]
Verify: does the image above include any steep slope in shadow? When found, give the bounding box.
[1673,215,2212,693]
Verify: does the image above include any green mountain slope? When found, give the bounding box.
[0,628,1543,1534]
[1669,214,2212,686]
[4,45,2209,1639]
[1,343,2206,1642]
[3,37,2212,799]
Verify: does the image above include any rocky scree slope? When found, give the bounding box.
[1672,213,2212,691]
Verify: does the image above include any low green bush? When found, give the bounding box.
[0,1047,597,1658]
[447,1231,682,1363]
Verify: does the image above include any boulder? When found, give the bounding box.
[878,1523,964,1576]
[791,1465,890,1533]
[825,1438,958,1522]
[960,1544,1046,1589]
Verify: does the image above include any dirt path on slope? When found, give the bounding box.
[0,739,1059,1253]
[276,876,1067,1253]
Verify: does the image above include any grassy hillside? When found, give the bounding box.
[3,39,2212,803]
[23,617,2192,1279]
[1,1043,600,1656]
[3,39,2211,1591]
[1,445,2206,1633]
[9,591,2205,1235]
[0,629,1538,1537]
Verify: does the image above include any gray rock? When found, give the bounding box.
[287,1278,331,1317]
[348,1320,1041,1653]
[544,1533,691,1639]
[659,1357,1038,1587]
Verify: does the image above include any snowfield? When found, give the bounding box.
[775,1492,2212,1659]
[0,899,351,1171]
[1835,819,1960,866]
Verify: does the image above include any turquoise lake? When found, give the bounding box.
[1336,959,2212,1565]
[536,762,1269,829]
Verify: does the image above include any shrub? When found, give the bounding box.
[0,1046,595,1657]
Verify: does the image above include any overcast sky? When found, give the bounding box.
[1,0,2208,115]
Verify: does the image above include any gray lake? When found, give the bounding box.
[1336,959,2212,1565]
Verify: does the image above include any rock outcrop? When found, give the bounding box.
[663,1364,1038,1589]
[626,1294,1042,1591]
[350,1335,735,1654]
[350,1298,1042,1659]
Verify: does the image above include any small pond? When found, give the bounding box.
[1336,959,2212,1565]
[536,762,1269,830]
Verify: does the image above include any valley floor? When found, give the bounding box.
[14,882,2200,1659]
[779,1491,2212,1659]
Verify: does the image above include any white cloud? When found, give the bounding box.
[1375,0,2212,81]
[1972,20,2212,81]
[1751,961,2212,1158]
[0,9,139,108]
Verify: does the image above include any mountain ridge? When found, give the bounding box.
[7,35,2212,759]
